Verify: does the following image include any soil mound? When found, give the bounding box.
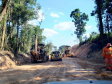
[0,51,31,70]
[0,51,16,70]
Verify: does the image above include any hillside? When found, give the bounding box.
[0,51,31,70]
[71,42,104,64]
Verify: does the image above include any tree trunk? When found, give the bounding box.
[106,15,110,42]
[0,0,9,22]
[97,0,104,46]
[35,35,38,53]
[16,19,19,54]
[1,14,7,50]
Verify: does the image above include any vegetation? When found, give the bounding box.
[70,8,89,43]
[0,0,52,55]
[58,45,70,53]
[91,0,112,46]
[70,0,112,47]
[45,42,53,55]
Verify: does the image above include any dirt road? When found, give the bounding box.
[0,58,112,84]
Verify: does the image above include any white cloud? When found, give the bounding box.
[37,10,45,21]
[83,33,90,38]
[50,13,59,18]
[85,25,92,30]
[28,10,45,26]
[54,21,76,31]
[58,12,64,15]
[28,20,37,26]
[43,28,58,37]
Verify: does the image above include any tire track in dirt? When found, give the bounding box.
[23,62,53,84]
[35,62,60,84]
[71,58,102,80]
[0,62,53,84]
[32,61,65,84]
[63,58,97,80]
[0,58,111,84]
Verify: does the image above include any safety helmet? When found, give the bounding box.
[106,43,112,47]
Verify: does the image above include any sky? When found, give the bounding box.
[28,0,99,49]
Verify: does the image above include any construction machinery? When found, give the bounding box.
[64,46,74,57]
[49,51,62,61]
[30,35,48,63]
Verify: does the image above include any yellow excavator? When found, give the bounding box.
[30,35,48,63]
[64,46,74,57]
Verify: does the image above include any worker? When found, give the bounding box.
[103,43,112,71]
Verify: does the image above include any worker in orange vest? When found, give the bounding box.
[103,43,112,71]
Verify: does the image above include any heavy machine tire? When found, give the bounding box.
[44,56,47,62]
[50,58,53,61]
[59,59,62,61]
[46,56,49,61]
[31,57,34,63]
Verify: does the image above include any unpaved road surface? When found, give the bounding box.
[0,58,112,84]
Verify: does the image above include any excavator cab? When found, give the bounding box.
[38,43,45,54]
[65,46,70,55]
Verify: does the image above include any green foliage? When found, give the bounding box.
[0,0,47,54]
[58,45,70,53]
[70,8,89,43]
[91,0,112,46]
[58,45,65,53]
[80,32,100,45]
[45,42,53,55]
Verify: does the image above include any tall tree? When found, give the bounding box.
[91,0,104,46]
[0,0,11,50]
[0,0,10,21]
[70,8,88,43]
[103,0,112,42]
[11,0,38,53]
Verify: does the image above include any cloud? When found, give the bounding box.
[54,21,76,31]
[83,33,90,38]
[37,10,45,21]
[58,12,64,15]
[28,20,37,26]
[28,10,45,26]
[50,13,59,18]
[43,28,58,37]
[85,25,92,30]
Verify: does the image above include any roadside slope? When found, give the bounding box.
[0,51,31,70]
[71,42,104,63]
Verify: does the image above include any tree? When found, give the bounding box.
[91,0,104,46]
[0,0,46,54]
[0,0,10,21]
[58,45,67,53]
[70,8,88,43]
[103,0,112,42]
[45,42,53,55]
[11,0,39,53]
[0,0,11,50]
[53,46,57,51]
